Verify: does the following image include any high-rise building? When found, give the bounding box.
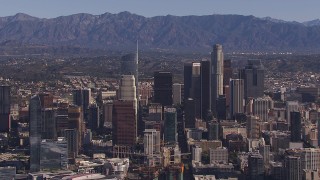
[102,101,113,128]
[172,83,182,105]
[112,100,137,146]
[230,79,244,117]
[154,72,173,106]
[119,75,138,139]
[184,98,195,129]
[247,115,260,139]
[201,60,211,119]
[207,120,219,140]
[191,62,201,118]
[284,156,302,180]
[248,154,264,180]
[120,53,138,90]
[0,85,10,132]
[211,44,224,115]
[216,95,227,120]
[290,112,301,142]
[253,96,274,122]
[286,101,299,125]
[143,129,161,156]
[223,59,233,87]
[42,109,57,139]
[184,63,193,102]
[88,103,100,130]
[73,88,91,121]
[29,95,42,172]
[148,103,162,121]
[239,60,264,100]
[64,129,78,158]
[259,144,270,167]
[68,105,83,152]
[318,119,320,147]
[164,107,177,144]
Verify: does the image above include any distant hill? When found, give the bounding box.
[303,19,320,27]
[1,12,320,53]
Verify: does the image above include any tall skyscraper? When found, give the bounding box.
[164,107,177,144]
[184,63,193,102]
[119,75,138,139]
[286,101,299,125]
[239,60,264,100]
[68,105,83,155]
[230,79,244,117]
[201,60,211,119]
[0,85,10,132]
[172,83,182,105]
[112,100,137,146]
[29,95,42,172]
[223,59,233,87]
[120,52,138,93]
[184,98,195,129]
[153,72,173,106]
[211,44,224,115]
[40,138,68,171]
[73,88,91,121]
[253,96,274,122]
[290,111,301,142]
[191,62,201,118]
[88,103,100,130]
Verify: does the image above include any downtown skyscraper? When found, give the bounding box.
[0,85,10,132]
[211,44,224,115]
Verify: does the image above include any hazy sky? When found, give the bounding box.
[0,0,319,22]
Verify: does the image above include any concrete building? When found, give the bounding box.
[253,96,274,122]
[192,146,202,163]
[210,147,228,164]
[230,79,244,117]
[246,115,260,139]
[173,83,182,105]
[144,129,161,156]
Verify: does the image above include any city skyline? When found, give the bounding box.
[0,0,319,22]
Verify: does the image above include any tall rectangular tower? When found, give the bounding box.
[0,85,10,132]
[154,72,173,106]
[230,79,244,117]
[211,44,224,115]
[201,60,211,120]
[164,107,177,144]
[239,60,264,100]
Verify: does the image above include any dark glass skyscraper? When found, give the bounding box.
[184,63,192,102]
[290,111,301,142]
[201,60,211,120]
[191,63,201,118]
[239,60,264,100]
[154,71,173,106]
[164,107,177,144]
[29,95,42,172]
[73,88,91,121]
[0,85,10,132]
[120,53,138,94]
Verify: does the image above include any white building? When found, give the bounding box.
[210,147,228,164]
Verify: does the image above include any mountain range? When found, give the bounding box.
[1,12,320,53]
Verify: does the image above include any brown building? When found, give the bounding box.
[68,105,84,153]
[112,100,137,146]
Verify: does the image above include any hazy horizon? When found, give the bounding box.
[0,0,319,22]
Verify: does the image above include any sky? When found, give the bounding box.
[0,0,319,22]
